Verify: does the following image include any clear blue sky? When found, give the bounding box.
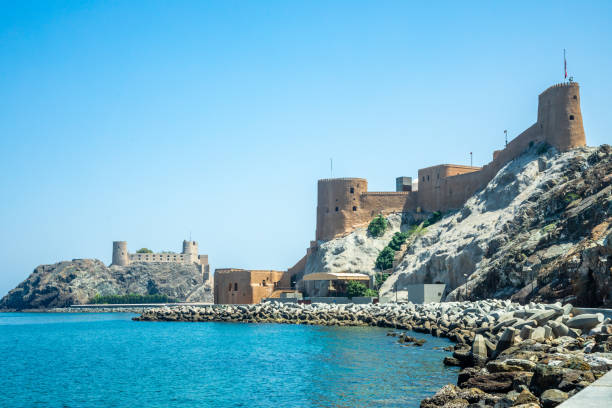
[1,1,611,296]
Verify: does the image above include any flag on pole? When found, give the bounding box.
[564,49,567,79]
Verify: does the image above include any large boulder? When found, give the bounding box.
[566,313,604,330]
[471,334,488,366]
[540,389,568,408]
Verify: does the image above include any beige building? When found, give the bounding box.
[214,268,294,304]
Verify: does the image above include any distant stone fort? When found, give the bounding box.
[111,240,210,280]
[316,82,586,241]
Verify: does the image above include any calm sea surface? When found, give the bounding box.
[0,313,458,407]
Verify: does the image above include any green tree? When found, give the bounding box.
[368,215,388,237]
[136,248,153,253]
[422,211,442,228]
[346,281,368,298]
[375,247,396,270]
[364,288,378,297]
[388,231,409,251]
[376,273,389,288]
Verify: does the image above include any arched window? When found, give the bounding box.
[234,283,238,291]
[262,280,266,286]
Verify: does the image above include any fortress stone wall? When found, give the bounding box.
[315,82,586,241]
[111,240,211,282]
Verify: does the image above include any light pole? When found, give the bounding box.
[504,130,508,147]
[394,281,398,303]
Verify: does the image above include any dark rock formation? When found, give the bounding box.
[0,259,212,310]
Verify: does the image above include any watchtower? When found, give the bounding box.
[537,82,585,152]
[182,240,198,263]
[112,241,129,266]
[316,178,367,241]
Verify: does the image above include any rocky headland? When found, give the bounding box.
[0,259,212,310]
[300,145,612,307]
[134,300,612,407]
[386,144,612,307]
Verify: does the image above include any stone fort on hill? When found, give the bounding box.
[111,240,211,282]
[315,82,586,241]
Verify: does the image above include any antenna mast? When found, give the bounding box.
[330,158,333,177]
[564,49,567,81]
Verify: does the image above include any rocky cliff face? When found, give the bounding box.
[306,144,612,307]
[0,259,212,310]
[381,144,612,307]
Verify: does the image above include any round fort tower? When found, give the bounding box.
[537,82,585,152]
[111,241,129,266]
[316,178,367,241]
[182,240,198,263]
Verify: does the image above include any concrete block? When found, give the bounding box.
[566,313,604,330]
[530,327,546,340]
[549,321,570,337]
[520,326,534,340]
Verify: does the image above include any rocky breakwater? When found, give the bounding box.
[135,300,612,407]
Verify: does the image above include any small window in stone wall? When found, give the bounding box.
[352,206,357,211]
[569,115,575,120]
[350,187,354,193]
[234,283,238,291]
[335,207,339,212]
[422,176,425,182]
[427,175,430,181]
[573,95,577,100]
[228,283,232,291]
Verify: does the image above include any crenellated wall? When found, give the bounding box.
[111,240,209,283]
[315,178,419,241]
[314,82,587,241]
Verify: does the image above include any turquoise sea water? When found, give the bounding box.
[0,313,458,407]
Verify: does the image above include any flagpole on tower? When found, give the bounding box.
[564,49,567,81]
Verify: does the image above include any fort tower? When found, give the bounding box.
[112,241,129,266]
[316,178,367,241]
[537,82,585,152]
[182,240,199,263]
